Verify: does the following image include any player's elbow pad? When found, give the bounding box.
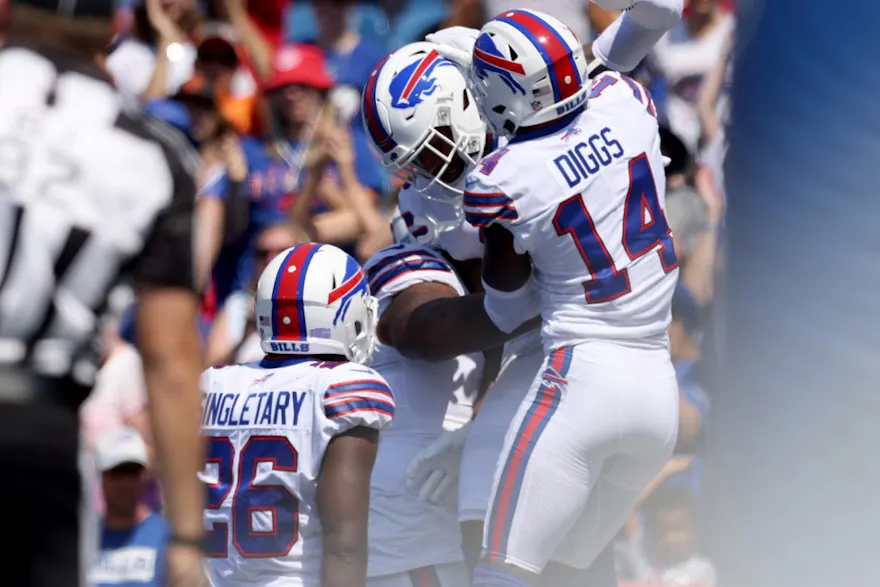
[482,277,540,334]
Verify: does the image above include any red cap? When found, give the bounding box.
[263,44,334,92]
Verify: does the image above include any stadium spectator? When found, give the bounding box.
[192,27,259,134]
[660,126,704,264]
[81,322,151,455]
[306,0,388,125]
[695,28,733,208]
[81,302,164,516]
[90,428,170,587]
[638,484,716,586]
[203,43,388,305]
[204,222,308,366]
[671,287,710,461]
[660,124,722,310]
[679,162,723,308]
[652,0,734,150]
[106,0,202,103]
[144,76,251,292]
[695,27,733,147]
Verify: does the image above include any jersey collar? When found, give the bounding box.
[258,355,314,369]
[510,106,585,144]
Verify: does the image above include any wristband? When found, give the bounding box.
[169,534,204,550]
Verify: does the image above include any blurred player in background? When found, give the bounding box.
[459,9,680,587]
[1,1,206,585]
[200,243,393,587]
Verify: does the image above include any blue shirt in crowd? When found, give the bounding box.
[321,36,387,94]
[91,513,169,587]
[205,129,384,305]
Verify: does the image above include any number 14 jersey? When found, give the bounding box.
[200,356,395,587]
[463,72,679,353]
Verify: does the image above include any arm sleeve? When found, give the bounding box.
[590,71,658,118]
[482,276,541,334]
[592,0,683,28]
[364,244,463,304]
[130,118,198,291]
[591,0,683,73]
[462,174,519,230]
[322,367,395,433]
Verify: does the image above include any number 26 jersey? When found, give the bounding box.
[200,357,395,587]
[463,72,680,352]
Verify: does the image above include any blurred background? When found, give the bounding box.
[87,1,736,585]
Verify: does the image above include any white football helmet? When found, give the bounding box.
[362,41,488,195]
[469,9,589,138]
[255,243,378,365]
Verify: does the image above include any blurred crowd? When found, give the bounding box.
[83,1,734,586]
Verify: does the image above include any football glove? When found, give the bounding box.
[425,26,480,70]
[406,422,472,505]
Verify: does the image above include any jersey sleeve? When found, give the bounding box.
[129,115,199,291]
[322,367,395,433]
[590,71,658,120]
[462,172,519,230]
[363,244,463,304]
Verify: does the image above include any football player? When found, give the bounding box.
[427,0,684,81]
[398,4,683,573]
[362,214,482,587]
[460,9,680,587]
[200,243,393,587]
[361,42,545,581]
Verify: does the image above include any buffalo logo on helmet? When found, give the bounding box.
[472,33,526,96]
[327,255,369,326]
[388,49,456,109]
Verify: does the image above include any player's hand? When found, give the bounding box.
[165,543,208,587]
[406,422,471,506]
[425,26,479,69]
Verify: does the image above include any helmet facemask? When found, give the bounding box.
[390,89,486,197]
[348,294,378,365]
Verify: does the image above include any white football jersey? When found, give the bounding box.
[397,183,543,362]
[200,357,394,587]
[463,72,680,352]
[397,182,484,263]
[363,243,481,575]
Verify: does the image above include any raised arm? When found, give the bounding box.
[374,238,538,363]
[226,0,273,83]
